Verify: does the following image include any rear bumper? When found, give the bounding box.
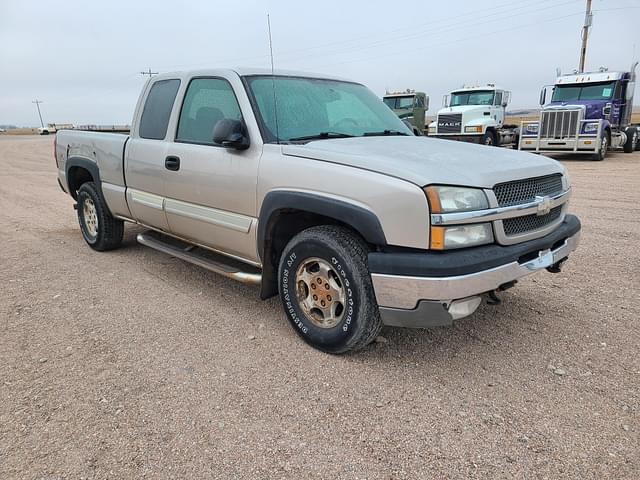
[370,215,581,328]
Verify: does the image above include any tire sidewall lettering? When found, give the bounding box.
[280,244,358,343]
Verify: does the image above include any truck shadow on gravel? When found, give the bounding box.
[119,226,552,361]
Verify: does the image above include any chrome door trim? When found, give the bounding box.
[164,198,253,233]
[130,189,164,210]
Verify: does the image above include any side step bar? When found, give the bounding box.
[136,231,262,285]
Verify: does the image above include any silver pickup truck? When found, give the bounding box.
[55,68,581,353]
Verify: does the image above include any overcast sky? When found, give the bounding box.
[1,0,639,126]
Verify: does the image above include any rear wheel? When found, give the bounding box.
[77,182,124,251]
[623,127,637,153]
[277,225,382,354]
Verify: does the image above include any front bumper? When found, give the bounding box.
[429,133,482,144]
[520,136,601,153]
[370,215,581,328]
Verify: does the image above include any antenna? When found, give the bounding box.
[267,14,280,144]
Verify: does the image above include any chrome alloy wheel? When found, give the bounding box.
[295,257,346,329]
[83,197,98,237]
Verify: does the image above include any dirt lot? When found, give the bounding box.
[1,136,638,479]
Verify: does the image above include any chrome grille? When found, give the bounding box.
[437,113,462,134]
[503,206,563,236]
[493,174,563,207]
[540,109,581,139]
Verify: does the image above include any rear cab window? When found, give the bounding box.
[139,79,181,140]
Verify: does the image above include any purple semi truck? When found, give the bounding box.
[519,63,639,160]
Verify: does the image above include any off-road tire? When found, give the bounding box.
[481,130,496,146]
[77,182,124,251]
[623,127,637,153]
[277,225,382,354]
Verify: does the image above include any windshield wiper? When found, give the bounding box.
[362,129,409,136]
[288,132,354,141]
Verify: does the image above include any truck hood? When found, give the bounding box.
[282,136,563,188]
[546,100,605,120]
[437,105,489,115]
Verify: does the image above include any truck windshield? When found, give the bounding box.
[450,91,495,106]
[245,76,411,143]
[551,81,616,102]
[383,96,415,109]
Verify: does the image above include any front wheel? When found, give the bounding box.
[591,133,609,161]
[77,182,124,251]
[277,225,382,354]
[480,131,496,146]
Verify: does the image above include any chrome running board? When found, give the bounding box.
[136,231,262,285]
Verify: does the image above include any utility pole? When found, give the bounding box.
[578,0,593,73]
[140,68,158,78]
[32,100,44,128]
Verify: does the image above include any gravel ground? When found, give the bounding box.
[0,135,638,479]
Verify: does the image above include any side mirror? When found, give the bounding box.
[212,119,249,150]
[539,88,546,106]
[443,94,450,108]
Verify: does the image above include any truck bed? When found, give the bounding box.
[56,130,129,196]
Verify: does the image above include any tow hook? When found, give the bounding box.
[546,256,567,274]
[487,291,501,305]
[486,281,518,306]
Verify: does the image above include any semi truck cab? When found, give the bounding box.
[427,84,518,147]
[520,65,639,160]
[382,90,429,135]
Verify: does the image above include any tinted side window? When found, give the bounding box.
[494,92,503,106]
[139,79,180,140]
[176,78,242,145]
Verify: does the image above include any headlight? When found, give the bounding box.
[465,126,482,133]
[425,185,489,213]
[525,123,539,133]
[431,223,494,250]
[583,122,599,133]
[428,126,436,134]
[425,186,492,250]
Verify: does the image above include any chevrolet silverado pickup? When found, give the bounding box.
[55,68,581,353]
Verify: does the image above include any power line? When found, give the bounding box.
[32,100,44,128]
[152,0,568,71]
[140,68,158,78]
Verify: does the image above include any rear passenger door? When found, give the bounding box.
[163,76,261,263]
[125,78,181,231]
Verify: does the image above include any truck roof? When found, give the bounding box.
[383,90,423,97]
[555,71,626,85]
[151,68,354,83]
[451,84,504,93]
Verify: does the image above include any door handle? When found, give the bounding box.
[165,155,180,171]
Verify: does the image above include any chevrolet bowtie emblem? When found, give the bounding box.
[535,195,552,216]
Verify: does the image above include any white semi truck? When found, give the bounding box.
[428,84,519,147]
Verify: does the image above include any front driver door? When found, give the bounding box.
[163,76,261,264]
